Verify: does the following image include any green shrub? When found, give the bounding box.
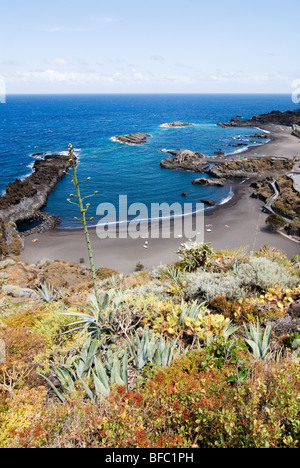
[184,270,244,302]
[237,257,299,291]
[177,243,215,272]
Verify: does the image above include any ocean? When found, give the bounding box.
[0,93,298,228]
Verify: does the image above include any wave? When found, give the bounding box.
[233,135,250,142]
[254,127,272,134]
[218,186,234,205]
[20,165,35,182]
[160,123,193,128]
[30,148,81,159]
[226,146,250,156]
[110,136,138,146]
[27,162,34,170]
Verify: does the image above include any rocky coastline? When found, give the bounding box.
[207,157,294,179]
[218,109,300,128]
[1,109,300,262]
[160,149,210,172]
[0,153,73,258]
[191,177,228,187]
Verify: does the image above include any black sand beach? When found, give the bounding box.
[20,124,300,274]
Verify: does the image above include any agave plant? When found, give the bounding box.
[73,335,102,378]
[39,337,128,401]
[36,282,54,303]
[167,267,183,286]
[222,320,239,342]
[39,365,77,403]
[154,334,180,367]
[179,299,207,325]
[77,349,128,400]
[92,352,128,398]
[61,289,132,339]
[243,320,273,360]
[128,328,180,370]
[231,259,240,275]
[60,291,113,339]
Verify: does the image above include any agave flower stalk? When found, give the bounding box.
[67,143,101,310]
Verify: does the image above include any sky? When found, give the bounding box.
[0,0,300,94]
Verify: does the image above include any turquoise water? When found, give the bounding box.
[0,94,298,228]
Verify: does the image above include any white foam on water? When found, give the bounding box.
[219,186,234,205]
[110,136,138,146]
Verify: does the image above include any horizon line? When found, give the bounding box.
[5,92,294,96]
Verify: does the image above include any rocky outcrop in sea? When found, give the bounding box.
[160,149,210,172]
[161,122,194,127]
[114,133,151,144]
[191,177,227,187]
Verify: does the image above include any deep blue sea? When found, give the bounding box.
[0,94,299,228]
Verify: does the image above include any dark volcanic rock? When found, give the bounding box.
[0,154,73,223]
[218,109,300,128]
[200,199,216,206]
[163,121,194,127]
[289,302,300,319]
[191,177,227,187]
[207,157,294,179]
[208,166,259,179]
[250,133,271,139]
[160,149,209,172]
[114,132,151,144]
[18,212,61,238]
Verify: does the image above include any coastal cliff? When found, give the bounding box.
[218,109,300,128]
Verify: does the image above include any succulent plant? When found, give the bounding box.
[128,327,180,370]
[243,320,273,360]
[36,282,54,303]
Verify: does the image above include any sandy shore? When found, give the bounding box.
[20,124,300,274]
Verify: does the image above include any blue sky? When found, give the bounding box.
[1,0,299,93]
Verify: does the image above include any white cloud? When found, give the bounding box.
[44,58,69,66]
[3,68,297,93]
